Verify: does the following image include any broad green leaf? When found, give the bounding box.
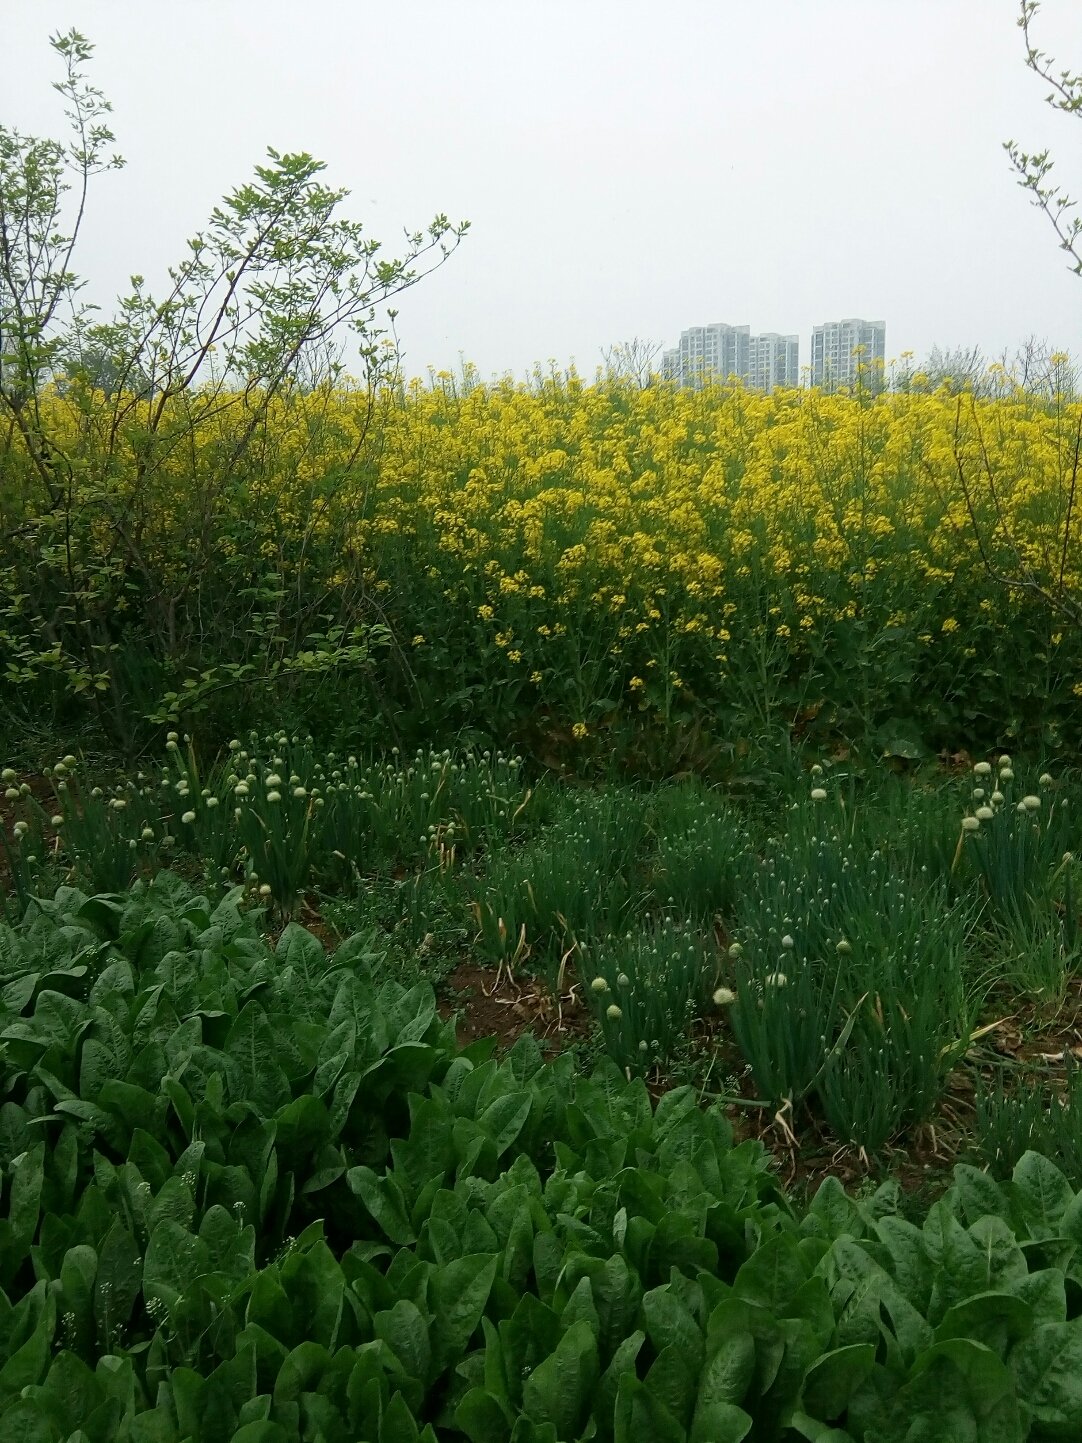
[800,1343,875,1422]
[522,1320,599,1439]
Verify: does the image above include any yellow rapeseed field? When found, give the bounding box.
[4,371,1080,752]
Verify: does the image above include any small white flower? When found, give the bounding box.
[765,972,788,988]
[205,796,219,809]
[50,814,63,827]
[181,810,196,825]
[836,939,852,955]
[4,788,19,801]
[991,790,1005,805]
[1022,795,1041,812]
[974,761,993,777]
[972,788,986,801]
[591,976,609,993]
[292,786,307,799]
[266,790,282,804]
[605,1003,623,1021]
[999,754,1012,767]
[259,883,272,897]
[110,797,127,811]
[1000,768,1015,782]
[728,942,743,959]
[976,806,995,821]
[810,787,827,802]
[617,972,630,987]
[265,774,282,788]
[141,827,155,841]
[961,815,980,832]
[781,934,794,949]
[0,768,15,783]
[1039,773,1054,787]
[713,986,736,1006]
[234,782,250,797]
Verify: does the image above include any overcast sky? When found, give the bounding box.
[5,0,1082,381]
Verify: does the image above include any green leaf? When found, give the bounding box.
[800,1344,875,1422]
[614,1371,688,1443]
[456,1387,512,1443]
[522,1320,599,1439]
[1010,1319,1082,1432]
[476,1092,532,1159]
[430,1253,497,1370]
[227,1002,290,1114]
[347,1167,416,1246]
[373,1299,432,1385]
[1011,1151,1074,1238]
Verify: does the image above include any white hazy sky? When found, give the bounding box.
[4,0,1082,381]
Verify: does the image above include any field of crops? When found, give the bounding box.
[5,375,1082,1438]
[3,734,1082,1438]
[3,376,1082,761]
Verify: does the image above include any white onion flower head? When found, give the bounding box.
[765,972,788,988]
[999,754,1012,767]
[836,939,852,955]
[811,787,827,802]
[991,790,1005,805]
[974,761,993,777]
[1000,768,1015,782]
[961,815,980,833]
[781,934,795,949]
[50,815,63,828]
[181,811,196,825]
[976,806,995,821]
[1022,794,1041,812]
[713,986,736,1006]
[0,768,15,783]
[605,1003,622,1021]
[972,788,986,801]
[728,941,743,959]
[266,790,282,804]
[1040,773,1054,787]
[591,976,609,993]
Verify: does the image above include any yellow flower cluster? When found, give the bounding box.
[5,371,1080,738]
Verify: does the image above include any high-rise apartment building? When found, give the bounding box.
[661,322,750,388]
[748,333,800,392]
[661,323,798,391]
[810,318,886,389]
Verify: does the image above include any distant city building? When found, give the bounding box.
[748,333,800,391]
[662,322,750,388]
[661,322,798,392]
[810,318,886,390]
